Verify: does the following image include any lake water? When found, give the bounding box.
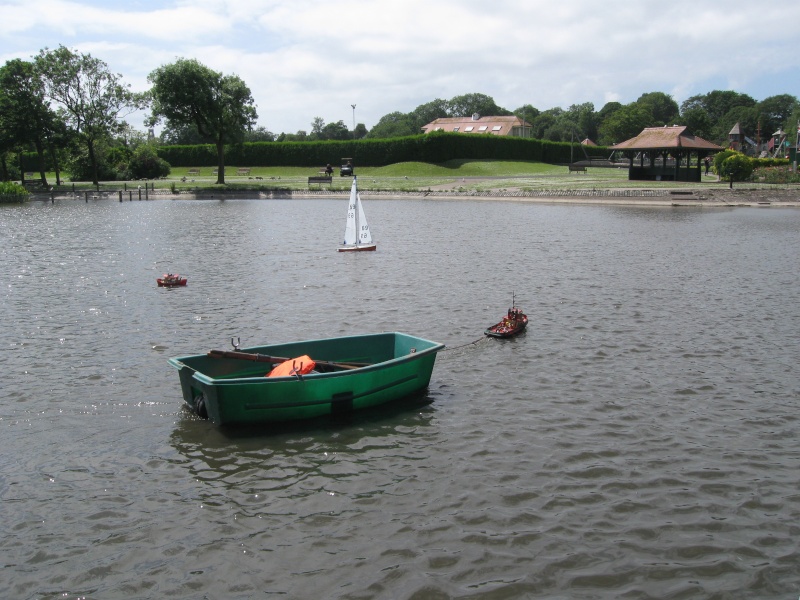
[2,197,799,599]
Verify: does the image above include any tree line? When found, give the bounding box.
[2,46,799,189]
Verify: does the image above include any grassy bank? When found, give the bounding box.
[27,159,797,195]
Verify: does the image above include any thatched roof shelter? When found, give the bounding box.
[611,126,722,182]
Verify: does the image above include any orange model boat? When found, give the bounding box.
[157,273,187,287]
[485,295,527,338]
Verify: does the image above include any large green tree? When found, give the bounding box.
[597,103,652,145]
[148,58,257,184]
[756,94,799,137]
[35,46,144,185]
[635,92,679,126]
[680,90,756,125]
[366,112,417,139]
[0,58,66,185]
[446,93,508,118]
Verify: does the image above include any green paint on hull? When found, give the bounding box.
[169,332,444,426]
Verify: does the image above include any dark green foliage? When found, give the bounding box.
[0,181,28,195]
[157,132,607,168]
[125,145,171,179]
[719,152,754,183]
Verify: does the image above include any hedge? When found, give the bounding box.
[156,132,609,168]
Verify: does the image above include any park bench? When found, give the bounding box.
[568,164,587,173]
[237,168,251,176]
[187,169,200,176]
[308,176,332,187]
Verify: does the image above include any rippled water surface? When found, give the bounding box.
[2,197,799,599]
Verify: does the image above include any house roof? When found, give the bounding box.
[421,115,530,136]
[611,125,722,151]
[581,138,597,146]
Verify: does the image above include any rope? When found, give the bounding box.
[441,336,485,352]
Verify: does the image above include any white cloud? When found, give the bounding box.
[1,0,798,133]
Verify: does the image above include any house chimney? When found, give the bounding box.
[472,113,480,121]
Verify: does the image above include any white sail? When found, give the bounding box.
[355,189,372,245]
[341,177,373,248]
[342,178,358,246]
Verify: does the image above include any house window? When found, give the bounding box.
[478,126,488,131]
[492,126,502,131]
[453,127,459,132]
[464,126,474,132]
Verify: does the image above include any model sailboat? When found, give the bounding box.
[338,176,376,252]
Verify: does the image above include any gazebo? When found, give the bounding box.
[611,125,722,182]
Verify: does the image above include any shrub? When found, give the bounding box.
[719,152,754,186]
[0,181,29,195]
[754,165,800,184]
[126,145,171,180]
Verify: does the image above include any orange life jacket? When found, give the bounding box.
[267,355,316,378]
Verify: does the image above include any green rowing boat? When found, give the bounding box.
[168,332,445,426]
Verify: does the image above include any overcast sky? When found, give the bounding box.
[2,0,799,134]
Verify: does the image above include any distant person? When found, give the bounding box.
[704,156,711,175]
[325,164,333,176]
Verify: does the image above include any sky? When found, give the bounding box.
[2,0,799,135]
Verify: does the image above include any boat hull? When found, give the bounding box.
[168,332,444,426]
[485,314,528,338]
[157,277,187,287]
[484,321,527,338]
[338,244,377,252]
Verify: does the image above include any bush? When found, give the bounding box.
[126,145,171,180]
[712,149,737,174]
[0,181,29,195]
[67,148,119,182]
[719,152,754,185]
[754,165,800,184]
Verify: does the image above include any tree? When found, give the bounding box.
[0,58,64,185]
[635,92,679,126]
[366,112,417,138]
[245,126,275,142]
[310,116,325,139]
[530,110,560,140]
[409,98,450,130]
[446,93,508,118]
[36,46,144,185]
[757,94,799,137]
[321,120,350,140]
[679,107,713,140]
[713,105,758,145]
[597,104,652,145]
[681,91,756,124]
[565,102,597,141]
[148,58,257,184]
[160,122,206,145]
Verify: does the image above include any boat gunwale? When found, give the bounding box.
[167,332,445,385]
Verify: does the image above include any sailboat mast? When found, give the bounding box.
[353,176,359,247]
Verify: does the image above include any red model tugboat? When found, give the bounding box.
[157,273,187,287]
[485,294,528,338]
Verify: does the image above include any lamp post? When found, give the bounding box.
[351,104,357,140]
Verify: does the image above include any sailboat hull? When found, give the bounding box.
[338,244,377,252]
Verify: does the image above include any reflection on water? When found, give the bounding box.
[2,198,799,598]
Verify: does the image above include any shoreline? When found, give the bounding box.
[22,186,800,207]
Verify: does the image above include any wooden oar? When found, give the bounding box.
[207,349,367,371]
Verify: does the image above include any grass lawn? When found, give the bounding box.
[36,159,740,194]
